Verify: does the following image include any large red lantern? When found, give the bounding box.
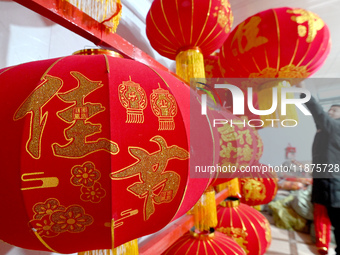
[146,0,233,83]
[0,50,211,253]
[219,7,331,126]
[216,198,271,255]
[239,162,278,206]
[162,230,246,255]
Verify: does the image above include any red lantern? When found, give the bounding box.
[208,111,259,187]
[239,162,278,206]
[219,7,331,125]
[162,230,246,255]
[146,0,233,83]
[216,198,271,255]
[0,50,211,253]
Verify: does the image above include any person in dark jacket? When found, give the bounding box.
[297,82,340,255]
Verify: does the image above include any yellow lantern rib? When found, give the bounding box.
[273,9,281,72]
[160,0,182,46]
[210,238,228,255]
[175,0,186,44]
[149,9,178,48]
[190,0,194,45]
[194,0,212,47]
[206,239,219,255]
[170,235,192,255]
[241,208,263,255]
[296,41,312,67]
[199,22,220,49]
[305,40,327,70]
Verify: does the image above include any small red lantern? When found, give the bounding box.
[216,198,271,255]
[0,50,211,253]
[219,7,331,125]
[239,162,278,206]
[146,0,233,83]
[162,230,246,255]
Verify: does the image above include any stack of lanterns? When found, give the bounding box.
[0,1,333,255]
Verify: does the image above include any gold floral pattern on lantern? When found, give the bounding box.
[288,9,325,43]
[150,86,177,131]
[278,64,310,78]
[30,215,60,238]
[71,161,101,187]
[32,198,66,220]
[70,162,106,203]
[118,77,147,123]
[51,205,93,233]
[80,182,106,203]
[214,0,234,33]
[216,226,249,254]
[29,199,93,237]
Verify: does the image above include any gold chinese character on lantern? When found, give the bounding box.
[53,72,119,158]
[231,16,268,56]
[288,8,324,43]
[14,72,119,159]
[111,136,189,220]
[14,75,63,159]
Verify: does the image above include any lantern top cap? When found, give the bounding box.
[190,229,215,240]
[220,197,240,208]
[73,48,123,58]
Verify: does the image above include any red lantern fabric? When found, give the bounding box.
[162,230,246,255]
[146,0,233,60]
[216,198,271,255]
[239,162,278,206]
[0,53,211,253]
[220,7,331,81]
[204,53,223,78]
[208,110,258,186]
[314,203,331,255]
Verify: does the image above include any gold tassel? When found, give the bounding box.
[112,239,139,255]
[225,178,240,198]
[257,80,298,128]
[215,182,229,193]
[64,0,122,33]
[252,205,262,211]
[193,186,217,232]
[78,250,112,255]
[78,240,139,255]
[176,48,205,85]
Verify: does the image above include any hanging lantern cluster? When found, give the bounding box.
[219,7,331,126]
